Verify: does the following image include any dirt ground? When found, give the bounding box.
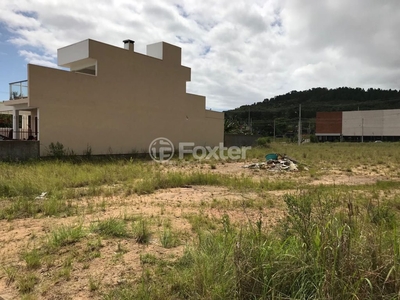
[0,161,395,299]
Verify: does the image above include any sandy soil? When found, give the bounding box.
[0,161,396,299]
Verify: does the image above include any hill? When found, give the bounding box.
[224,87,400,136]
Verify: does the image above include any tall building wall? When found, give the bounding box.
[315,111,342,135]
[343,110,384,137]
[383,109,400,136]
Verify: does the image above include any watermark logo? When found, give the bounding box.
[149,137,174,162]
[149,137,251,162]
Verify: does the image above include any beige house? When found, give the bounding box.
[0,39,224,155]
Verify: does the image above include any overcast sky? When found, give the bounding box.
[1,0,399,111]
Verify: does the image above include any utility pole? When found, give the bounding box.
[361,118,364,143]
[298,104,302,146]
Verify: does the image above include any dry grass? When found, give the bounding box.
[0,142,400,299]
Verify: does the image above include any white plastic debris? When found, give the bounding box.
[288,161,298,171]
[243,154,300,172]
[35,192,47,199]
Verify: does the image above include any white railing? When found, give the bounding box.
[9,80,28,100]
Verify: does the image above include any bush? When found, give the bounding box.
[47,142,66,158]
[256,137,270,147]
[310,134,318,143]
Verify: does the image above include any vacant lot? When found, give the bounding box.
[1,143,400,299]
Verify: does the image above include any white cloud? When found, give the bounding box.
[0,0,399,110]
[18,50,57,68]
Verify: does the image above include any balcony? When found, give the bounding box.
[9,80,28,100]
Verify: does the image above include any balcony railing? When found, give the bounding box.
[0,128,38,140]
[9,80,28,100]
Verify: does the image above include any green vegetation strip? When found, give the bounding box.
[0,159,301,220]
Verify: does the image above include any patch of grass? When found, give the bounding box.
[103,190,400,299]
[22,249,41,270]
[140,253,158,265]
[2,265,18,285]
[46,224,86,252]
[53,256,74,281]
[103,284,137,300]
[132,218,151,244]
[376,180,400,189]
[185,213,218,232]
[0,195,77,220]
[89,275,102,292]
[17,272,39,294]
[159,227,180,248]
[116,242,129,254]
[57,265,72,281]
[367,201,397,228]
[81,237,103,261]
[91,218,129,238]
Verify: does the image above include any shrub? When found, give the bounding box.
[256,137,270,147]
[310,134,318,143]
[47,142,66,158]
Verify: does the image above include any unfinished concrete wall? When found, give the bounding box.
[0,141,39,161]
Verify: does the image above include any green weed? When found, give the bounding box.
[140,253,158,265]
[92,218,129,238]
[89,275,102,292]
[17,272,38,294]
[2,265,18,285]
[46,224,86,252]
[185,213,218,232]
[22,249,41,270]
[159,227,180,248]
[132,218,151,244]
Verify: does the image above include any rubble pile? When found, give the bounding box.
[243,153,299,172]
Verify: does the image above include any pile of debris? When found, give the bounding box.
[243,153,299,172]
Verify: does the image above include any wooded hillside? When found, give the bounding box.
[224,87,400,136]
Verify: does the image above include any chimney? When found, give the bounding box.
[123,39,135,51]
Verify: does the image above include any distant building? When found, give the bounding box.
[316,109,400,142]
[0,39,223,155]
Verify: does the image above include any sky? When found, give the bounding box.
[0,0,399,111]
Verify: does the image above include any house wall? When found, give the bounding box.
[28,39,223,155]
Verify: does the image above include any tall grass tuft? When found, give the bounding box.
[132,218,151,244]
[46,224,86,252]
[22,249,41,270]
[92,218,129,238]
[159,227,180,248]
